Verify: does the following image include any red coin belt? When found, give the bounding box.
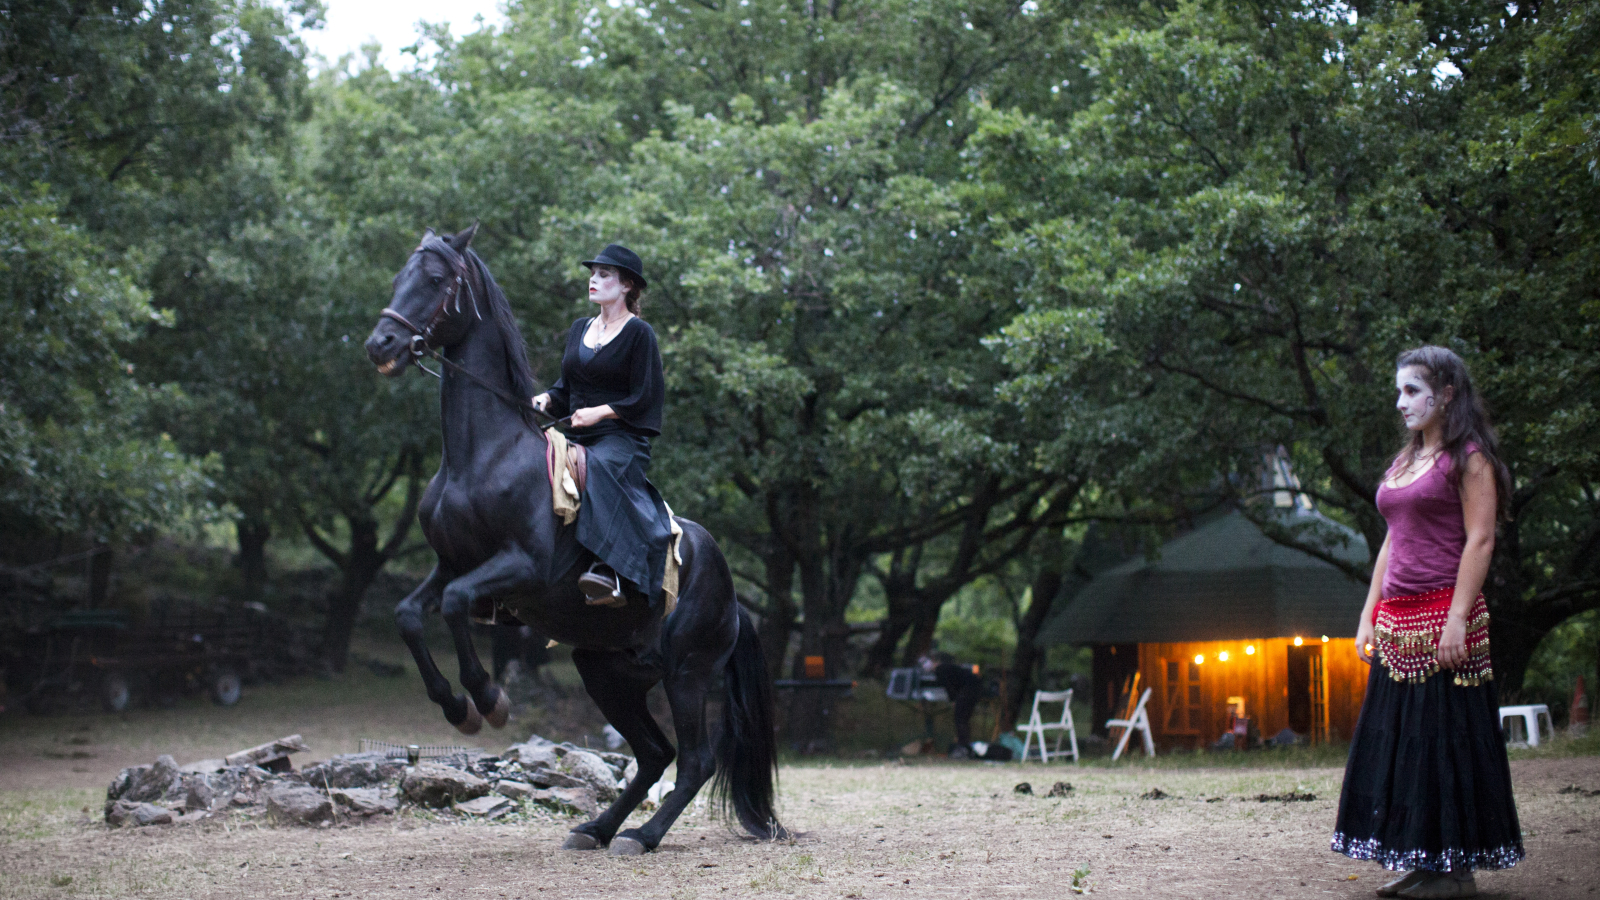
[1373,586,1493,686]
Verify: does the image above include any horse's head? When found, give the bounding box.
[366,224,481,377]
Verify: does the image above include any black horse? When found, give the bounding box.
[363,225,784,855]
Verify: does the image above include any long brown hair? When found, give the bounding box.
[1392,346,1512,519]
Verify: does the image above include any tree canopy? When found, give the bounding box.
[3,0,1595,693]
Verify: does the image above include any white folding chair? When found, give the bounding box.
[1017,689,1078,763]
[1107,687,1155,761]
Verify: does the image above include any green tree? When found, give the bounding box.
[0,192,209,562]
[984,0,1600,689]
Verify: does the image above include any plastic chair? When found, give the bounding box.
[1017,689,1078,763]
[1107,687,1155,761]
[1498,704,1554,747]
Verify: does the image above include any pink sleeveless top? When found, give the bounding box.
[1375,446,1476,598]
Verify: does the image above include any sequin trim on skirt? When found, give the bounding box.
[1330,832,1525,873]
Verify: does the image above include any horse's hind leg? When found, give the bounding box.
[438,549,537,732]
[563,648,673,851]
[395,567,477,729]
[608,650,727,855]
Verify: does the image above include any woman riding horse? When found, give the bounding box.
[533,244,673,607]
[363,227,783,854]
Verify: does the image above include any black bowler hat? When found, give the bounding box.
[582,244,647,288]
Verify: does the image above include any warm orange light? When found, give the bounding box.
[1218,650,1230,662]
[1321,635,1329,643]
[1193,654,1204,665]
[1245,645,1256,656]
[1293,636,1304,646]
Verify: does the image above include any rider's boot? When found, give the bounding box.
[578,563,627,607]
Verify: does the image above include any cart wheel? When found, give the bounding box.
[101,673,131,713]
[211,668,241,706]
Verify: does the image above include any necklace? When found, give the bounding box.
[589,312,630,347]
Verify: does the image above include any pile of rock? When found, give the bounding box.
[104,733,638,828]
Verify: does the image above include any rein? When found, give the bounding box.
[382,235,569,434]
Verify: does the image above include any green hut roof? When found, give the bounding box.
[1037,510,1369,645]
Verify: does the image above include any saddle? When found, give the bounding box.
[546,432,588,498]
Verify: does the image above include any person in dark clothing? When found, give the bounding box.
[922,652,985,758]
[1333,347,1521,899]
[533,244,673,607]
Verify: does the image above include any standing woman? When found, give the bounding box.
[533,244,672,607]
[1333,346,1522,899]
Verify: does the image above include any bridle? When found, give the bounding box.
[379,234,568,433]
[381,233,481,361]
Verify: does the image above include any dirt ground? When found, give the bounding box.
[2,656,1596,900]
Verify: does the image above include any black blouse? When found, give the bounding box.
[545,317,665,437]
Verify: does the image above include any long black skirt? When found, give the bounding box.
[572,431,672,603]
[1331,660,1524,872]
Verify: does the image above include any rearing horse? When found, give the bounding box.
[363,225,785,855]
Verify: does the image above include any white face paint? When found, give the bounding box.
[1395,365,1441,433]
[588,265,627,308]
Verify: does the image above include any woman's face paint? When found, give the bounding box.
[1395,365,1440,432]
[588,265,626,307]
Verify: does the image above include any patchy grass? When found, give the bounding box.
[1507,726,1600,761]
[2,648,1597,898]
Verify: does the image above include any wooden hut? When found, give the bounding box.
[1040,511,1372,748]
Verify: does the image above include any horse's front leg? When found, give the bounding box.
[439,547,537,733]
[395,566,477,729]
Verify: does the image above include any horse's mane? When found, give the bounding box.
[467,249,541,430]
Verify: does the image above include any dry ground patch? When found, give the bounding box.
[1,658,1596,899]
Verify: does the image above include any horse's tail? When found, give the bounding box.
[713,607,786,839]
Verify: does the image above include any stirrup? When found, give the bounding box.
[578,563,626,607]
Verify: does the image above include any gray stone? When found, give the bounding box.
[521,766,589,791]
[225,734,308,770]
[623,758,638,787]
[182,774,216,811]
[331,787,397,816]
[106,800,174,827]
[301,752,406,789]
[495,780,535,800]
[107,754,182,805]
[555,743,631,781]
[455,795,512,816]
[178,758,227,774]
[400,764,489,808]
[134,803,175,826]
[528,786,598,818]
[265,782,334,825]
[503,741,560,770]
[558,750,620,803]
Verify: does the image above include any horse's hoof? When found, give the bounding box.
[454,697,483,735]
[608,837,647,857]
[484,688,510,729]
[562,832,601,851]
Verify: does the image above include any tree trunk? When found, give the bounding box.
[862,548,920,679]
[1000,533,1067,730]
[234,515,270,595]
[900,598,942,667]
[784,490,865,753]
[757,543,796,684]
[321,514,386,673]
[304,450,425,674]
